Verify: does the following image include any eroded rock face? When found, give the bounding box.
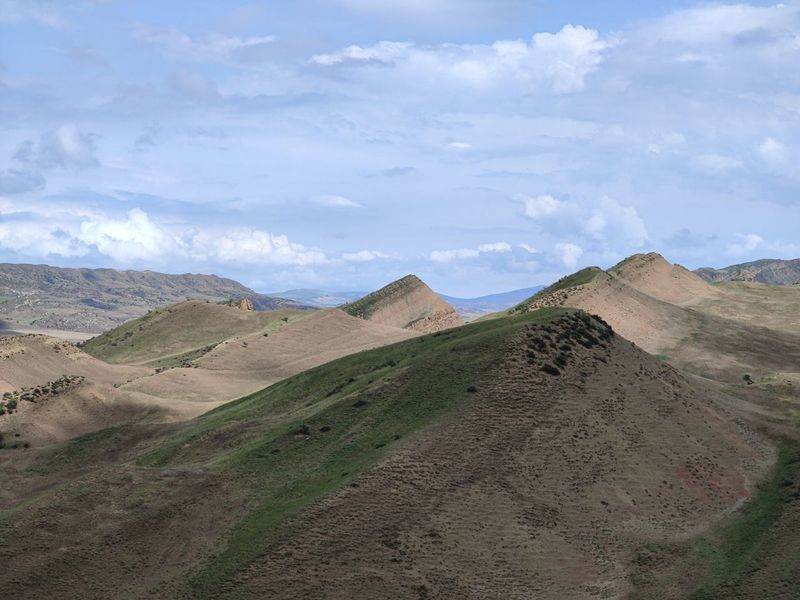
[226,297,254,311]
[342,274,464,334]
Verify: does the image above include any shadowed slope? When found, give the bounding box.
[342,274,464,333]
[0,310,771,599]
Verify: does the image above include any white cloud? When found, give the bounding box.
[447,141,472,150]
[314,195,363,208]
[530,25,611,93]
[585,197,648,247]
[133,24,275,63]
[430,241,512,263]
[35,124,98,169]
[727,232,764,255]
[312,41,413,65]
[757,137,787,165]
[692,154,743,173]
[518,243,537,254]
[641,3,797,46]
[0,203,327,267]
[341,250,394,262]
[519,194,566,219]
[555,242,583,269]
[312,24,611,93]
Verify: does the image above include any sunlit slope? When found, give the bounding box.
[82,300,311,366]
[0,309,770,598]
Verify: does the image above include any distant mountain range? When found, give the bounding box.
[695,258,800,285]
[271,285,545,320]
[0,263,308,333]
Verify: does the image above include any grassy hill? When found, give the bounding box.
[81,300,309,367]
[0,307,774,598]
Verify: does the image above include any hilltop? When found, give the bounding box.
[696,258,800,285]
[0,263,307,335]
[0,309,772,598]
[342,274,464,333]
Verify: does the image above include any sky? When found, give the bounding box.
[0,0,798,296]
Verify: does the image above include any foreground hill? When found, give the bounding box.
[696,258,800,285]
[342,274,464,333]
[0,309,771,598]
[0,263,306,334]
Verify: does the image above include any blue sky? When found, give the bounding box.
[0,0,798,296]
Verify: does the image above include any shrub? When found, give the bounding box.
[541,364,560,376]
[466,385,478,393]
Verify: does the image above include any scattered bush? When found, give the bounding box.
[541,364,560,376]
[466,385,478,393]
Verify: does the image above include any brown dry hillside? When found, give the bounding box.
[609,252,719,306]
[513,267,683,353]
[0,310,771,599]
[81,299,311,366]
[0,335,160,446]
[120,308,417,411]
[342,274,464,333]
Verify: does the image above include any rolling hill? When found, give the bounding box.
[696,258,800,285]
[0,263,308,334]
[0,309,773,598]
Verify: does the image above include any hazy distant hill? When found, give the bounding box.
[274,286,544,319]
[269,288,366,307]
[440,286,544,320]
[0,263,306,333]
[696,258,800,285]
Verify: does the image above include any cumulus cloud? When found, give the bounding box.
[519,194,566,219]
[757,137,787,165]
[33,124,98,169]
[555,242,583,269]
[312,24,612,93]
[311,41,413,66]
[584,197,648,247]
[0,202,327,267]
[727,232,764,255]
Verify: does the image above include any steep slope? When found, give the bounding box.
[0,262,306,334]
[81,300,310,366]
[697,258,800,285]
[610,252,718,306]
[512,267,682,353]
[0,310,771,598]
[342,274,464,333]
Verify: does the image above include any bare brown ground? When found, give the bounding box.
[611,253,719,306]
[122,309,417,410]
[231,323,771,599]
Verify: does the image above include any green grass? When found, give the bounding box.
[689,446,799,599]
[508,267,602,314]
[632,445,800,599]
[130,307,570,597]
